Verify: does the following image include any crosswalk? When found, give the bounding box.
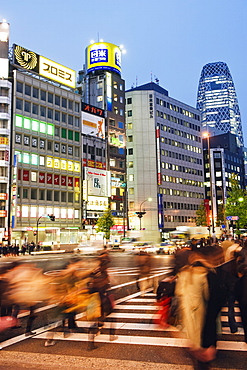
[33,291,247,352]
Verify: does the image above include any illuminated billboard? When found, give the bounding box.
[13,44,76,88]
[86,42,121,75]
[85,167,111,197]
[82,111,105,139]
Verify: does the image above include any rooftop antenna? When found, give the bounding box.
[151,71,153,82]
[136,76,138,87]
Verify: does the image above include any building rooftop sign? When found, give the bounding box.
[13,44,76,88]
[86,42,121,75]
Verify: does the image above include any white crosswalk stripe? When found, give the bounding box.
[33,291,247,352]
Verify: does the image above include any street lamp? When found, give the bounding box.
[203,131,215,235]
[136,198,152,230]
[36,214,55,247]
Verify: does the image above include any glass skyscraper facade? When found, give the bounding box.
[197,61,244,147]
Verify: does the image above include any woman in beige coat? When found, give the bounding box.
[175,252,217,364]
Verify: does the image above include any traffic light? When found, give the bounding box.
[48,214,55,221]
[135,211,146,219]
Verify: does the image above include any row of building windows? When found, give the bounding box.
[15,134,80,156]
[164,215,197,223]
[161,136,202,153]
[161,162,203,176]
[161,187,204,198]
[162,175,204,188]
[109,119,125,129]
[16,99,80,126]
[83,145,105,157]
[19,188,79,203]
[164,201,199,210]
[126,97,200,121]
[16,81,80,111]
[161,124,201,142]
[162,150,202,165]
[157,112,201,132]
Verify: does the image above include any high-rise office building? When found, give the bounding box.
[197,62,244,147]
[126,82,204,240]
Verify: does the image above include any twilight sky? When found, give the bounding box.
[1,0,247,143]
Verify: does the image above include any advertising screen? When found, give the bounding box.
[85,167,111,197]
[82,111,105,139]
[86,42,121,75]
[13,44,76,88]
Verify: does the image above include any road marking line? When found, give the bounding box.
[33,332,247,351]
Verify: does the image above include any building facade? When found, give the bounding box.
[126,82,204,239]
[5,40,82,247]
[203,132,245,230]
[197,61,244,147]
[78,42,126,232]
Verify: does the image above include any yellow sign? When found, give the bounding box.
[13,44,76,88]
[86,42,121,75]
[40,56,76,89]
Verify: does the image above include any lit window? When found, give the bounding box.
[31,154,38,165]
[61,208,67,218]
[16,115,23,127]
[97,96,103,102]
[22,205,29,218]
[32,119,39,131]
[30,206,36,217]
[68,208,73,218]
[40,121,46,134]
[46,157,53,168]
[129,174,134,181]
[47,123,54,136]
[31,172,37,181]
[23,117,31,129]
[110,159,116,167]
[23,152,30,164]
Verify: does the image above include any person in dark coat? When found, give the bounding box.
[235,264,247,343]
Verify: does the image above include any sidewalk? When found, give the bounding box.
[0,351,197,370]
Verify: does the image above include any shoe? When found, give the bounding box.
[25,331,36,336]
[110,335,118,341]
[45,340,56,347]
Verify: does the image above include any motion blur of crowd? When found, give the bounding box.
[159,234,247,369]
[0,246,114,348]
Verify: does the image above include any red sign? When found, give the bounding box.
[18,169,21,180]
[74,178,79,188]
[39,172,45,183]
[47,173,52,184]
[0,210,7,217]
[61,176,66,186]
[68,177,73,187]
[23,170,29,181]
[54,174,60,185]
[204,199,210,226]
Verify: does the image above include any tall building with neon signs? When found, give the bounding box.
[1,23,82,247]
[197,61,244,147]
[78,42,126,230]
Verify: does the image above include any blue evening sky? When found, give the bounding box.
[1,0,247,143]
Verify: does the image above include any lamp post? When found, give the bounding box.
[203,132,215,235]
[36,214,55,247]
[136,198,152,230]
